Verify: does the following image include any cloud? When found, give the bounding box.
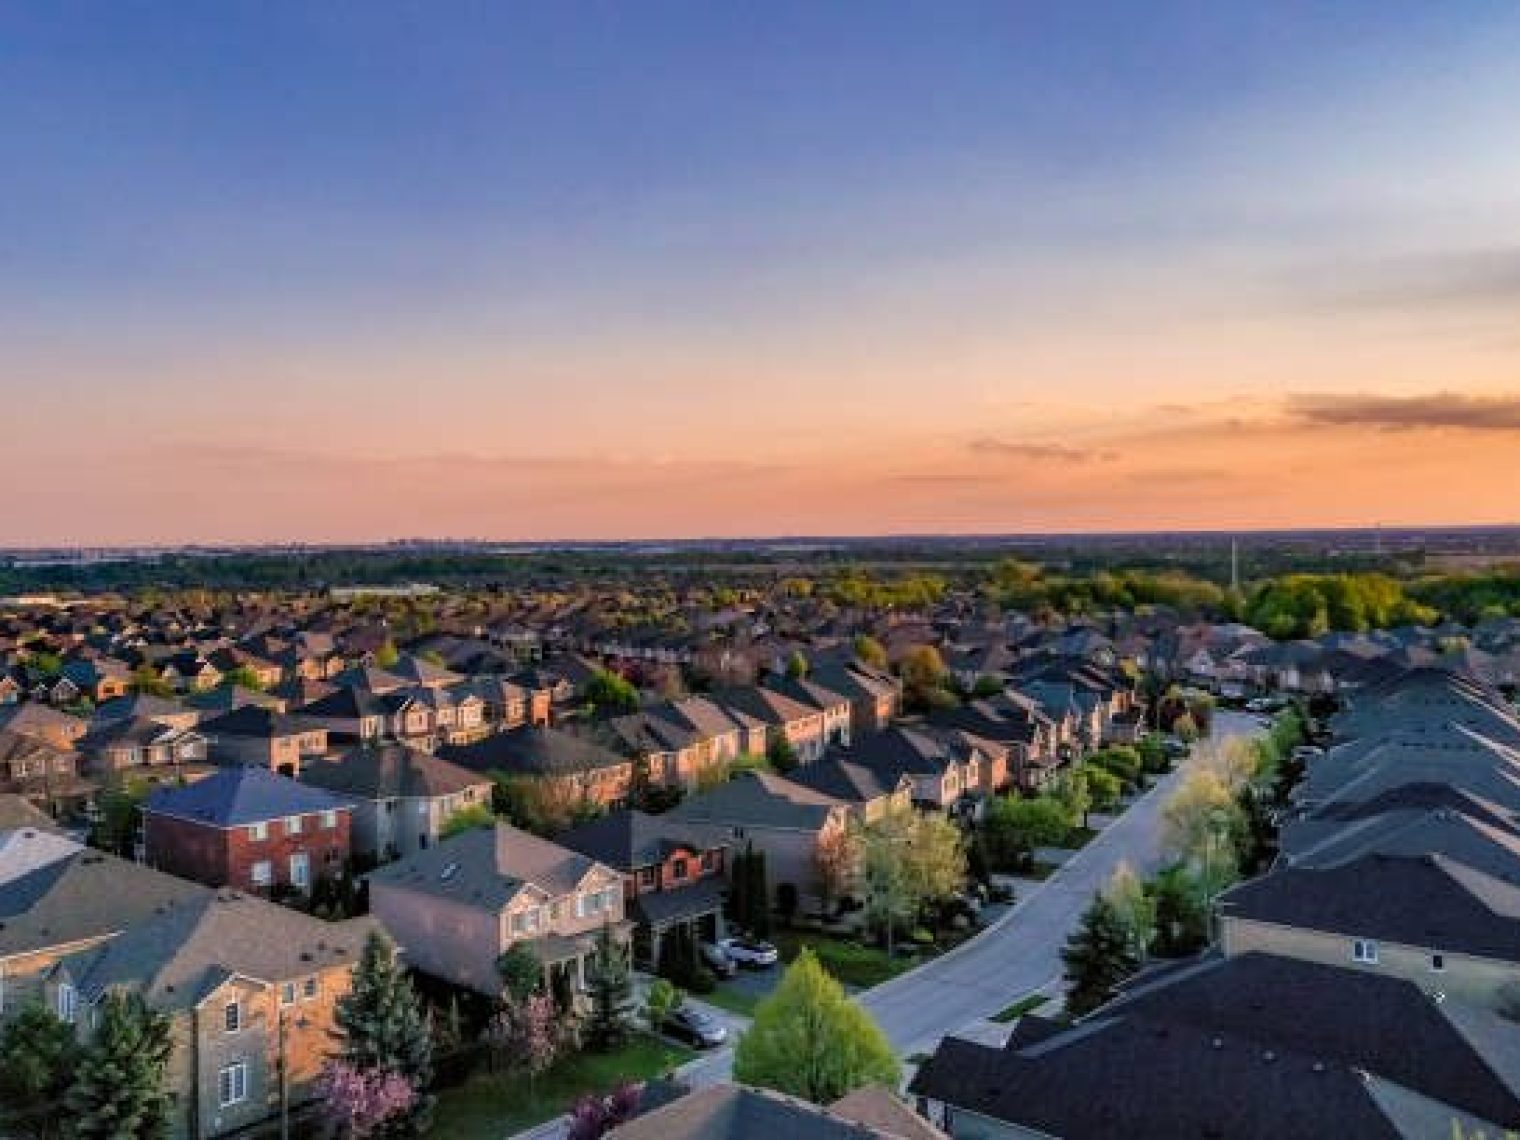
[967,438,1118,463]
[1294,248,1520,314]
[1287,391,1520,433]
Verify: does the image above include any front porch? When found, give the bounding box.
[629,878,726,970]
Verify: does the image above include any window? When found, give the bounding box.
[290,852,310,890]
[671,857,689,881]
[56,983,77,1024]
[511,908,541,935]
[638,867,657,889]
[321,810,338,830]
[218,1062,248,1107]
[224,1000,241,1032]
[1431,954,1446,972]
[251,861,273,888]
[303,977,319,1000]
[1352,939,1379,964]
[280,982,296,1006]
[247,822,268,842]
[285,815,303,836]
[700,850,717,872]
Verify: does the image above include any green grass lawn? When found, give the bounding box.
[430,1033,693,1138]
[774,930,922,988]
[989,993,1051,1023]
[702,985,762,1018]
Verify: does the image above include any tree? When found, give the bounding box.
[440,801,495,839]
[643,978,683,1033]
[496,942,545,1004]
[1061,894,1140,1018]
[859,814,917,957]
[1149,866,1210,957]
[852,635,887,670]
[1102,861,1156,961]
[813,823,863,914]
[583,669,639,716]
[318,1060,417,1139]
[336,931,434,1135]
[982,795,1069,870]
[65,992,173,1140]
[129,666,173,698]
[766,732,799,774]
[566,1084,642,1140]
[785,650,810,679]
[1160,769,1244,894]
[1082,764,1122,813]
[489,992,563,1094]
[220,665,266,691]
[585,921,633,1051]
[899,645,952,711]
[0,1003,80,1139]
[375,640,401,669]
[733,950,899,1104]
[90,776,148,858]
[1051,767,1092,831]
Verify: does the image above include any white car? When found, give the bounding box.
[719,936,779,968]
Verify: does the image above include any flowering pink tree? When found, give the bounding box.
[488,992,563,1093]
[566,1082,643,1140]
[318,1059,416,1138]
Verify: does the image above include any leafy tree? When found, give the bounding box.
[0,1003,80,1139]
[336,931,434,1135]
[899,645,952,711]
[220,665,266,691]
[971,675,1005,698]
[1149,865,1210,957]
[785,651,810,679]
[745,845,773,938]
[65,992,173,1140]
[852,635,888,670]
[582,669,639,716]
[1082,764,1123,813]
[496,943,545,1004]
[766,732,799,773]
[1061,894,1140,1018]
[733,949,899,1104]
[1088,745,1142,789]
[982,795,1070,870]
[375,640,401,669]
[1051,766,1092,831]
[1102,861,1156,961]
[440,802,495,839]
[584,922,634,1051]
[318,1060,417,1139]
[129,666,173,698]
[489,992,563,1094]
[90,776,148,858]
[643,978,683,1033]
[1160,769,1244,892]
[813,823,863,913]
[657,926,714,993]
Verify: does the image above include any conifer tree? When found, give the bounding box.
[583,921,632,1051]
[336,931,434,1135]
[65,992,173,1140]
[1061,893,1140,1017]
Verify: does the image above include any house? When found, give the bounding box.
[808,726,1003,814]
[783,754,916,823]
[59,656,133,703]
[809,657,903,736]
[714,686,830,765]
[762,674,854,749]
[442,726,635,813]
[299,744,493,864]
[292,686,389,744]
[0,702,88,751]
[366,822,629,999]
[92,691,202,733]
[558,809,729,969]
[200,705,329,775]
[667,772,857,912]
[609,1082,946,1139]
[143,766,352,894]
[609,696,750,789]
[910,952,1520,1139]
[77,716,210,776]
[1217,852,1520,1012]
[0,728,90,816]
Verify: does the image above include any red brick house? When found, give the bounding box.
[143,766,351,894]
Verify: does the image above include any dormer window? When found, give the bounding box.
[1352,939,1379,964]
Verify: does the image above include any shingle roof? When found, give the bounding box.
[301,746,489,801]
[557,809,719,870]
[441,726,628,777]
[145,766,348,827]
[669,772,842,832]
[608,1083,899,1140]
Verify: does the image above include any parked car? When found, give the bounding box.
[663,1005,728,1048]
[719,936,779,968]
[1162,736,1191,759]
[700,941,738,978]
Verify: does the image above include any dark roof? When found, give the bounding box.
[668,772,842,832]
[557,808,719,870]
[441,726,628,777]
[300,745,490,801]
[200,704,307,739]
[608,1083,897,1140]
[629,876,727,928]
[1219,853,1520,960]
[145,766,348,827]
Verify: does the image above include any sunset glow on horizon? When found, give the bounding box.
[4,3,1519,544]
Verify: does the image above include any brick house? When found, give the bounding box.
[200,706,329,776]
[143,766,352,894]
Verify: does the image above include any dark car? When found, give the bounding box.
[663,1005,728,1048]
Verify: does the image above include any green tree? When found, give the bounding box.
[584,922,633,1051]
[90,776,148,858]
[1051,767,1092,831]
[1149,865,1211,957]
[0,1003,80,1139]
[852,635,887,670]
[336,931,434,1136]
[582,670,639,716]
[220,665,266,692]
[129,666,173,698]
[65,992,173,1140]
[982,795,1070,870]
[745,845,773,938]
[1082,764,1123,813]
[766,732,799,774]
[375,640,401,669]
[1102,861,1156,961]
[440,802,495,839]
[643,979,683,1034]
[898,645,952,711]
[1061,894,1140,1018]
[496,942,545,1004]
[785,651,810,679]
[733,950,899,1104]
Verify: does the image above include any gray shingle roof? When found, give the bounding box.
[145,766,348,827]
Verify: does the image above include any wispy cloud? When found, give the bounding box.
[1287,391,1520,433]
[967,438,1118,463]
[1292,248,1520,314]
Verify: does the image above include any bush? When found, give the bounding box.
[909,928,935,947]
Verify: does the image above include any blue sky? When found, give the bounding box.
[2,2,1518,541]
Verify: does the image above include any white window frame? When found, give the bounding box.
[279,982,296,1006]
[247,822,268,842]
[218,1061,249,1107]
[290,851,311,890]
[57,982,77,1024]
[224,1000,241,1033]
[321,809,338,830]
[1352,938,1379,964]
[285,815,303,836]
[251,860,273,888]
[303,977,319,1000]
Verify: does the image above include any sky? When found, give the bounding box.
[3,1,1519,544]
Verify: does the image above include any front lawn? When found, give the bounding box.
[430,1033,693,1138]
[702,985,762,1018]
[774,930,921,988]
[990,993,1050,1023]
